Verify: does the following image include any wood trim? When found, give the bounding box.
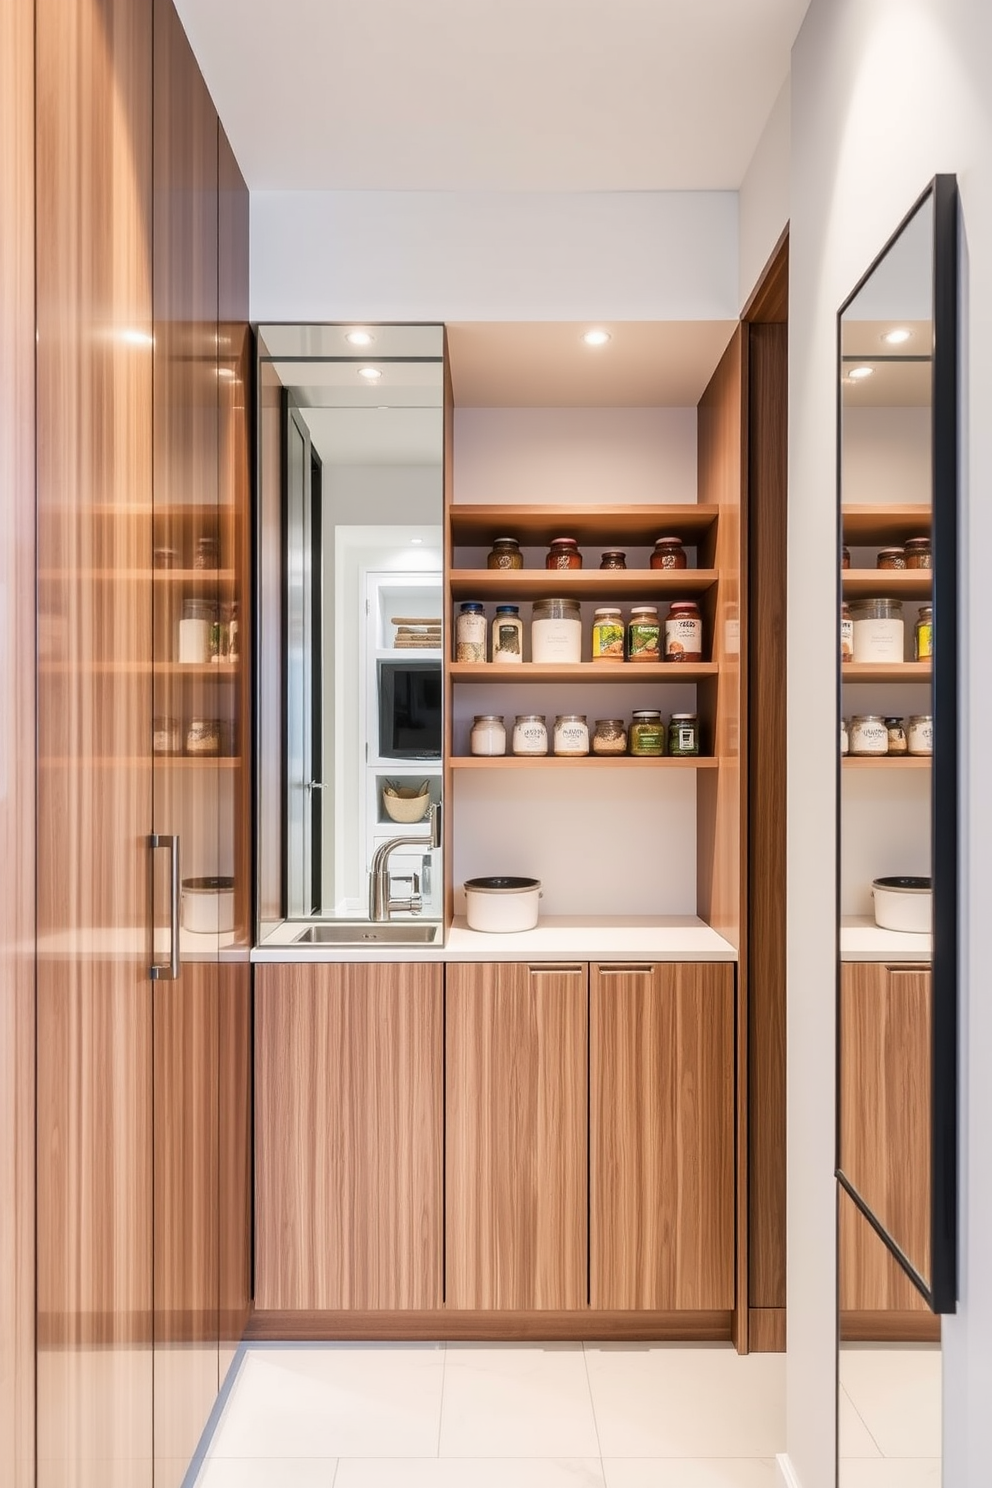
[246,1309,734,1343]
[747,1307,786,1352]
[448,504,720,545]
[840,1311,941,1344]
[443,335,455,928]
[741,230,789,324]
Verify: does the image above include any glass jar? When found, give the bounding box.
[664,600,703,662]
[545,537,582,570]
[885,717,908,755]
[849,714,889,756]
[153,715,180,756]
[228,602,240,663]
[668,713,700,756]
[877,547,906,570]
[153,546,178,570]
[178,598,214,664]
[553,714,590,757]
[850,598,904,663]
[599,550,627,570]
[591,606,625,662]
[627,605,661,663]
[486,536,523,570]
[491,605,523,664]
[904,536,932,569]
[186,717,222,756]
[840,718,849,756]
[455,601,487,663]
[629,710,665,756]
[915,605,933,660]
[841,546,851,570]
[908,714,933,756]
[840,601,854,662]
[531,597,582,662]
[592,718,628,756]
[194,534,219,571]
[651,536,687,570]
[471,715,506,756]
[512,714,549,756]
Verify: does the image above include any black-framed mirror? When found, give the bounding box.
[836,175,958,1316]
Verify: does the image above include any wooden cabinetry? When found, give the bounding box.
[445,962,588,1310]
[255,962,444,1311]
[590,962,735,1310]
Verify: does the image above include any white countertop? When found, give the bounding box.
[252,915,738,963]
[840,916,932,962]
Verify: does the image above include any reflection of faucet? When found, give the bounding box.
[369,803,442,921]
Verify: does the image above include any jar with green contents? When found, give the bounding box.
[591,606,625,661]
[668,713,700,756]
[627,605,661,663]
[629,710,665,756]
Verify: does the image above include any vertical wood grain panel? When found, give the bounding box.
[445,962,587,1311]
[0,3,37,1482]
[838,1185,931,1316]
[590,962,735,1310]
[255,962,443,1311]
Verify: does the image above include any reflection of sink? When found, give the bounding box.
[294,922,441,945]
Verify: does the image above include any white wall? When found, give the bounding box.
[739,75,791,308]
[787,2,992,1485]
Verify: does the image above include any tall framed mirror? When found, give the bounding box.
[836,176,958,1479]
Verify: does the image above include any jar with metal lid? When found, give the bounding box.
[877,547,906,570]
[178,597,214,664]
[486,536,523,570]
[491,605,523,663]
[545,537,582,570]
[849,714,889,756]
[186,717,222,756]
[651,536,687,570]
[885,717,908,755]
[841,546,851,570]
[553,714,590,757]
[840,718,849,756]
[599,550,627,570]
[840,602,854,662]
[629,710,665,756]
[471,715,506,756]
[531,597,582,662]
[153,716,180,756]
[850,598,904,663]
[592,718,628,756]
[591,606,625,662]
[904,536,932,569]
[194,534,219,571]
[456,601,487,663]
[664,600,703,662]
[915,605,933,661]
[627,605,661,663]
[908,714,933,756]
[668,713,700,757]
[512,714,549,756]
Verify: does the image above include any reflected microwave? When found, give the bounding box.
[377,660,442,760]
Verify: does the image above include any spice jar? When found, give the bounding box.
[487,536,523,570]
[915,605,933,661]
[186,717,222,756]
[841,546,851,570]
[668,713,700,756]
[154,546,179,570]
[665,600,703,662]
[841,602,854,662]
[908,714,933,756]
[651,537,687,570]
[491,605,523,664]
[599,550,627,570]
[841,718,849,756]
[194,534,219,571]
[885,717,908,755]
[545,537,582,570]
[591,606,625,662]
[877,547,906,570]
[531,597,582,662]
[629,710,665,756]
[512,714,549,756]
[471,715,506,756]
[592,718,628,756]
[904,536,932,569]
[153,716,180,756]
[627,605,661,663]
[553,714,590,757]
[455,602,487,663]
[178,598,214,664]
[850,598,904,663]
[850,715,889,756]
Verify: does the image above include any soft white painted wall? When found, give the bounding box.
[739,75,791,307]
[788,2,992,1485]
[841,407,931,506]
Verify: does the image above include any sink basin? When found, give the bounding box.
[293,922,441,946]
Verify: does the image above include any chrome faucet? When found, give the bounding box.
[369,803,442,921]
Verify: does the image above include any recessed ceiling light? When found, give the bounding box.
[882,328,912,345]
[358,366,382,381]
[345,329,374,346]
[582,329,611,347]
[848,365,874,380]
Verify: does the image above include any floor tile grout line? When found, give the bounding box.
[839,1380,887,1460]
[580,1340,607,1483]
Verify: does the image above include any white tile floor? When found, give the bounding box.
[188,1340,941,1488]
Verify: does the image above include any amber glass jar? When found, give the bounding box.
[545,537,582,570]
[841,545,851,570]
[487,536,523,570]
[599,550,627,570]
[650,536,687,570]
[877,547,906,570]
[904,536,932,569]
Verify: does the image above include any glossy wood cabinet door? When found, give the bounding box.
[255,962,444,1311]
[445,962,588,1311]
[590,962,735,1310]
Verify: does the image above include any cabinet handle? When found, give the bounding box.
[149,833,181,981]
[528,964,584,974]
[598,964,655,975]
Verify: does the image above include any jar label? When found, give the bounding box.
[494,622,522,660]
[840,618,854,661]
[592,622,625,660]
[665,615,703,660]
[916,622,933,660]
[851,719,888,753]
[909,719,933,753]
[554,723,589,753]
[852,617,903,663]
[628,622,661,660]
[532,617,582,663]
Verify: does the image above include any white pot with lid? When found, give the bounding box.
[871,875,932,934]
[181,875,235,934]
[464,876,542,933]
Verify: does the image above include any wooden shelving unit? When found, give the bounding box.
[450,755,717,770]
[841,504,931,545]
[447,503,720,546]
[842,661,931,683]
[449,661,718,684]
[842,569,932,601]
[843,757,931,770]
[449,569,718,601]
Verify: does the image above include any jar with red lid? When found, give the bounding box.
[650,536,687,570]
[545,537,583,570]
[664,601,703,662]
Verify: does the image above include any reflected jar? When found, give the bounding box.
[885,717,908,755]
[186,717,222,756]
[908,714,933,756]
[470,715,506,756]
[592,718,627,756]
[850,598,904,663]
[491,605,523,663]
[841,546,851,570]
[178,598,214,664]
[512,714,549,756]
[904,536,932,569]
[849,714,888,757]
[487,537,523,570]
[553,714,590,757]
[545,537,582,570]
[629,710,665,757]
[599,550,627,570]
[651,536,687,570]
[153,715,180,757]
[194,534,219,571]
[840,601,854,662]
[915,605,933,661]
[840,718,849,756]
[877,547,906,570]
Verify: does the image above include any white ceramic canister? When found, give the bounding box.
[512,714,548,756]
[871,875,932,934]
[908,714,933,756]
[470,715,506,756]
[178,598,213,664]
[850,598,905,663]
[181,875,235,934]
[553,714,589,757]
[849,714,888,756]
[531,598,582,663]
[463,876,542,933]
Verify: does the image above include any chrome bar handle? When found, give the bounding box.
[149,833,181,981]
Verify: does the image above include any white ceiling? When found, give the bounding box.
[175,0,809,192]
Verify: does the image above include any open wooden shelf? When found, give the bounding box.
[842,756,931,770]
[448,503,720,546]
[451,755,718,770]
[39,568,235,585]
[450,661,717,684]
[40,661,239,678]
[40,756,241,769]
[841,504,931,545]
[449,569,718,601]
[842,569,932,601]
[842,661,931,683]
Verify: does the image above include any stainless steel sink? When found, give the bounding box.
[293,922,441,946]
